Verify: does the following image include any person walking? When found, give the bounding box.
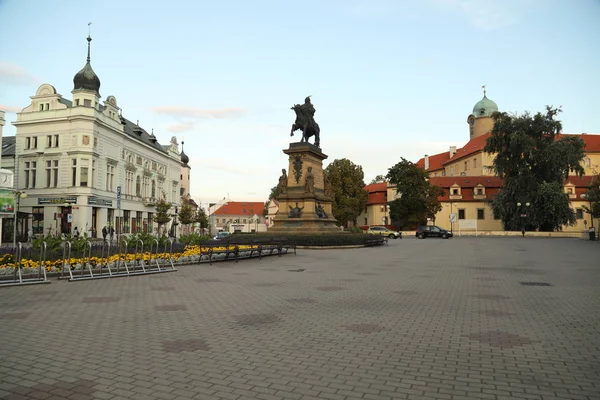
[73,226,79,238]
[102,226,108,242]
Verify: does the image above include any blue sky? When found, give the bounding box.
[1,0,599,207]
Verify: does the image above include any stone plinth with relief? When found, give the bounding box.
[268,142,339,233]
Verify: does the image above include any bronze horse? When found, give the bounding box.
[290,105,320,147]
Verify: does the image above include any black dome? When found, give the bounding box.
[73,36,101,95]
[181,150,190,165]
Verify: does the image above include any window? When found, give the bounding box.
[123,211,130,233]
[25,136,38,149]
[126,171,134,195]
[584,158,591,167]
[243,219,247,224]
[24,161,36,188]
[452,188,459,195]
[84,99,91,107]
[143,176,150,197]
[464,161,468,171]
[477,209,485,220]
[567,187,574,194]
[106,164,115,191]
[458,209,466,220]
[91,160,96,187]
[75,99,80,106]
[32,207,44,235]
[46,136,52,148]
[80,159,89,187]
[473,158,477,168]
[476,188,484,195]
[147,213,153,233]
[46,160,58,188]
[136,211,143,232]
[576,209,584,219]
[71,159,77,186]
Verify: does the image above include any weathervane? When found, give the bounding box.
[482,84,487,97]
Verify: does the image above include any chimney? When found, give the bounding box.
[424,154,430,170]
[449,146,457,158]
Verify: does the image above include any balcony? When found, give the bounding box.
[143,197,156,206]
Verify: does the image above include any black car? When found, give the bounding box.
[415,225,453,239]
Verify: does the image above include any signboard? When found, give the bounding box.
[0,189,15,213]
[449,213,458,223]
[117,185,121,210]
[38,197,77,205]
[88,197,113,207]
[67,214,73,223]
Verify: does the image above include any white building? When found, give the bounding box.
[4,35,187,240]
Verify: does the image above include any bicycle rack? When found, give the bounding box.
[60,241,72,280]
[0,243,51,287]
[100,241,113,277]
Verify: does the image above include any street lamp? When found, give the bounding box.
[13,191,27,247]
[446,202,454,234]
[517,202,530,237]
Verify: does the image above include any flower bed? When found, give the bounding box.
[0,244,282,277]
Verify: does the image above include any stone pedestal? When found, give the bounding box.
[268,143,339,233]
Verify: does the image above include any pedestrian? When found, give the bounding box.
[73,226,79,237]
[27,228,33,244]
[109,226,115,242]
[102,226,108,242]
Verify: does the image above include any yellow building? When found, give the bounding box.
[414,90,600,232]
[360,90,600,232]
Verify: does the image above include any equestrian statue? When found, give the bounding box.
[290,96,320,147]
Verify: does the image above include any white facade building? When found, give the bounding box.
[6,35,186,240]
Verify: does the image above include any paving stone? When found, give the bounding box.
[0,238,598,400]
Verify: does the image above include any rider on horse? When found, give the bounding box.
[291,96,320,147]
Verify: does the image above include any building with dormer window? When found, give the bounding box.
[1,35,188,242]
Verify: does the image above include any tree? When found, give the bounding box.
[484,106,586,231]
[154,191,172,235]
[386,158,443,229]
[370,175,387,184]
[194,207,209,232]
[178,197,195,234]
[264,185,281,216]
[584,173,600,225]
[324,158,368,226]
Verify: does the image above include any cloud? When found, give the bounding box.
[0,62,39,85]
[152,106,246,119]
[167,121,195,133]
[433,0,524,30]
[189,158,264,176]
[0,104,21,113]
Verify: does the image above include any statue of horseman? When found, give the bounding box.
[290,96,320,147]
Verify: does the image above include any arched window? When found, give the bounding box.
[152,180,156,198]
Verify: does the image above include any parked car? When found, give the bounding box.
[415,225,453,239]
[366,226,402,239]
[213,231,231,240]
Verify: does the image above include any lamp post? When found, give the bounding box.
[446,202,454,234]
[13,191,27,247]
[517,202,530,238]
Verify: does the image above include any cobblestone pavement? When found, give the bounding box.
[1,237,599,400]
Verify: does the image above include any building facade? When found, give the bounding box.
[3,36,186,241]
[360,90,600,232]
[210,201,266,233]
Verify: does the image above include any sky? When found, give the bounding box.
[1,0,599,208]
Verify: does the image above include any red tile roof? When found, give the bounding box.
[416,151,450,172]
[363,182,388,205]
[213,201,264,216]
[442,133,491,165]
[559,134,600,153]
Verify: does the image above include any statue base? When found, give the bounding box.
[268,142,340,233]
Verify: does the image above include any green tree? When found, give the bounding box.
[324,158,368,226]
[484,106,586,231]
[194,207,209,230]
[370,174,387,184]
[178,197,195,234]
[386,158,443,229]
[584,173,600,226]
[154,191,172,235]
[264,185,281,216]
